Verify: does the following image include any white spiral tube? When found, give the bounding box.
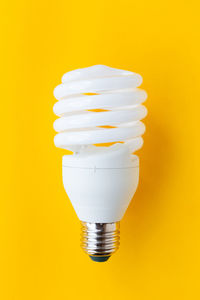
[53,65,147,153]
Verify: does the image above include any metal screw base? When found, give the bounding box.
[80,222,120,262]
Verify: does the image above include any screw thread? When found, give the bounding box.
[80,222,120,260]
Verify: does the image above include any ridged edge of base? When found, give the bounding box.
[80,222,120,258]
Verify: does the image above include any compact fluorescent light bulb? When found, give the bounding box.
[53,65,147,262]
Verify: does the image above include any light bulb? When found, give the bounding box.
[53,65,147,262]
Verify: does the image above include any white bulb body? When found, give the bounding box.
[62,145,139,223]
[53,65,147,260]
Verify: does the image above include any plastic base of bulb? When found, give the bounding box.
[80,222,120,262]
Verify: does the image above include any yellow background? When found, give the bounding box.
[1,0,200,299]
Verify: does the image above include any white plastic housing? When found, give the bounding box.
[62,145,139,223]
